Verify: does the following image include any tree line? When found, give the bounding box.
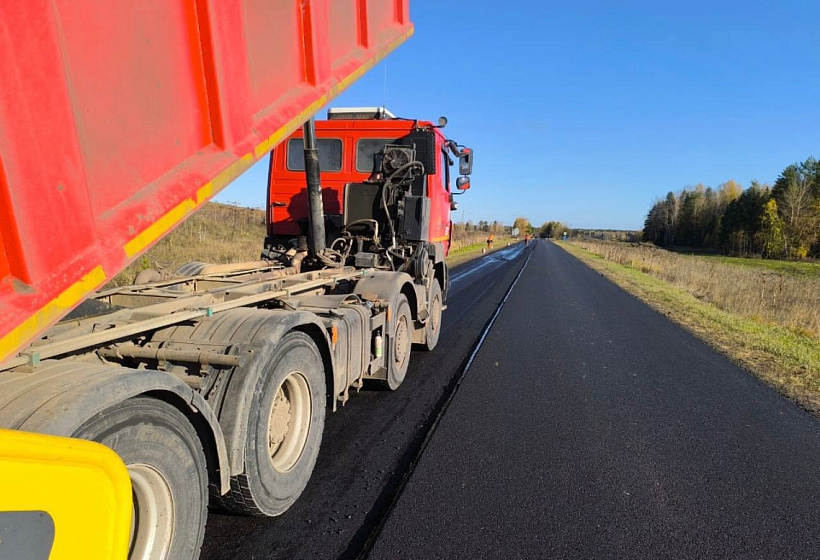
[642,157,820,258]
[453,217,570,240]
[514,218,572,239]
[457,220,509,234]
[573,229,642,243]
[537,221,570,239]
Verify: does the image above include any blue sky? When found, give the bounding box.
[217,0,820,230]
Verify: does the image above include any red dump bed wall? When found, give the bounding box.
[0,1,413,366]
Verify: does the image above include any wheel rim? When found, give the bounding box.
[430,295,441,336]
[268,372,312,473]
[394,312,410,369]
[128,464,175,560]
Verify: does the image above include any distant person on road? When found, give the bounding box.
[486,233,494,250]
[525,233,531,246]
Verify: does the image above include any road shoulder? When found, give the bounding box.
[556,240,820,415]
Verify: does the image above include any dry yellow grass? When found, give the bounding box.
[109,202,504,287]
[570,239,820,337]
[450,230,498,251]
[109,203,267,287]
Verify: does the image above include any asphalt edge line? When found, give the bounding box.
[349,244,535,560]
[462,249,532,371]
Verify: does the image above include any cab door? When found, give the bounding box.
[427,133,452,251]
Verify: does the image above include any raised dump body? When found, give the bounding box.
[0,1,413,367]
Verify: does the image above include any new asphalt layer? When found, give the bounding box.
[367,240,820,559]
[202,239,820,559]
[201,243,530,559]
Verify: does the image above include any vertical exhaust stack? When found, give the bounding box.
[302,117,326,254]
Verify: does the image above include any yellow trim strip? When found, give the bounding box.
[0,266,106,365]
[0,24,416,367]
[431,235,450,243]
[125,25,415,261]
[124,198,196,259]
[253,95,329,159]
[124,154,256,259]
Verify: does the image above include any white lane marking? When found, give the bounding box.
[461,247,532,371]
[450,244,525,287]
[354,245,534,555]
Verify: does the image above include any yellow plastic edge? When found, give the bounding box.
[0,428,132,560]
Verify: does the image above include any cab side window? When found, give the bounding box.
[441,149,451,192]
[286,138,343,172]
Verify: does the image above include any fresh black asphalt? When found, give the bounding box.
[200,244,529,559]
[367,240,820,559]
[202,240,820,559]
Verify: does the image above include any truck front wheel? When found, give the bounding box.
[213,331,326,516]
[74,396,208,560]
[422,281,443,351]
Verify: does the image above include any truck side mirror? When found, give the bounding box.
[456,177,470,191]
[458,148,473,175]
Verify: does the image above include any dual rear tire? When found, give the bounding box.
[423,281,443,351]
[213,331,326,516]
[75,332,327,560]
[74,397,208,560]
[374,294,413,390]
[74,288,433,558]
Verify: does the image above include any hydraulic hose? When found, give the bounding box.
[302,117,326,254]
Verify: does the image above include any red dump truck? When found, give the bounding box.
[0,2,474,559]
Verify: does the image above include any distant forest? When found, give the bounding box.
[643,157,820,259]
[572,229,642,243]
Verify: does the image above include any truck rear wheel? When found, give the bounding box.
[422,281,442,351]
[213,331,325,516]
[74,396,208,560]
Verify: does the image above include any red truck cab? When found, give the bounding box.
[266,108,472,256]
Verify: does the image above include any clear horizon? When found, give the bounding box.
[217,1,820,230]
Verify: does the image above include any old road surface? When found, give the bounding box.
[203,239,820,559]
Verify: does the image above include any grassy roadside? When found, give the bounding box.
[109,203,267,287]
[556,241,820,415]
[682,253,820,279]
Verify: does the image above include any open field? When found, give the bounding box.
[449,230,512,252]
[676,253,820,279]
[109,202,512,287]
[558,240,820,414]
